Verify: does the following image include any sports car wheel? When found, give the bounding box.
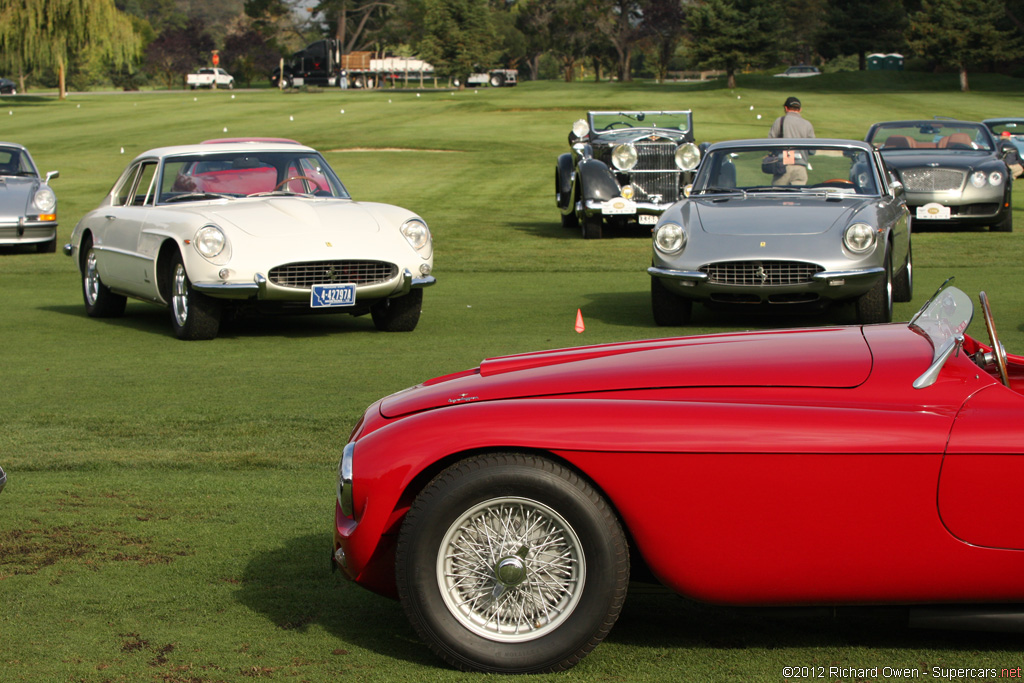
[855,241,893,324]
[992,191,1013,232]
[581,213,603,239]
[370,289,422,332]
[81,239,126,318]
[169,252,222,340]
[893,239,913,303]
[651,276,692,326]
[396,453,628,674]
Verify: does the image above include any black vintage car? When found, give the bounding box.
[555,110,701,239]
[866,119,1013,232]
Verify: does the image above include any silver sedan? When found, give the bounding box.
[649,138,911,325]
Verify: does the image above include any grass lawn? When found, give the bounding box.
[2,73,1024,682]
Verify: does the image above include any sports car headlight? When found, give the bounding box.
[612,143,638,171]
[33,186,56,214]
[338,442,354,517]
[843,223,876,253]
[194,226,226,258]
[675,142,701,171]
[401,218,432,258]
[989,170,1004,186]
[970,171,987,188]
[654,222,686,253]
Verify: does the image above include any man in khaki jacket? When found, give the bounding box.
[768,96,815,186]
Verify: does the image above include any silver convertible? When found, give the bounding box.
[649,138,912,325]
[0,142,59,253]
[64,140,434,340]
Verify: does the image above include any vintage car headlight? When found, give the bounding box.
[571,119,590,139]
[843,223,876,253]
[338,442,354,517]
[612,143,638,171]
[401,218,432,257]
[621,184,635,200]
[654,222,686,254]
[33,186,56,214]
[194,226,226,258]
[675,142,701,171]
[989,170,1004,186]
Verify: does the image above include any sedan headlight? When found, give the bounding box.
[194,225,226,259]
[843,223,876,253]
[970,171,987,188]
[33,186,56,214]
[989,170,1004,186]
[401,218,432,258]
[654,222,686,254]
[612,143,638,171]
[675,142,701,171]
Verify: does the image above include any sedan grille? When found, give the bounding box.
[901,168,965,192]
[701,260,824,286]
[269,260,398,289]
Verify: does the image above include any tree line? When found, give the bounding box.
[2,0,1023,97]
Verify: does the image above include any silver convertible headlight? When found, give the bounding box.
[675,142,701,171]
[843,223,876,253]
[194,225,227,259]
[654,222,686,254]
[612,143,638,171]
[401,218,432,258]
[33,186,56,214]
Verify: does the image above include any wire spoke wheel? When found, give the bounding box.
[438,496,585,642]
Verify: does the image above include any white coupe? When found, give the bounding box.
[64,139,435,340]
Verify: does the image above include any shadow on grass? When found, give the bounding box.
[510,219,655,240]
[235,533,442,669]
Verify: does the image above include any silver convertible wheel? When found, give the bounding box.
[437,496,586,642]
[396,452,628,674]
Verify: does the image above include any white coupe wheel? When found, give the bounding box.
[81,239,126,318]
[169,252,222,340]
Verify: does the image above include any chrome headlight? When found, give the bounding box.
[194,225,226,258]
[843,223,876,253]
[33,185,56,214]
[675,142,701,171]
[654,222,686,253]
[338,442,354,517]
[612,143,638,171]
[989,170,1004,186]
[970,171,987,188]
[571,119,590,139]
[401,218,432,258]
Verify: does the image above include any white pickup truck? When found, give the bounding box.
[186,68,234,89]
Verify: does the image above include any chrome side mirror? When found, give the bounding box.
[45,170,59,184]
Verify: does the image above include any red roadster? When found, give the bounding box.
[332,280,1024,673]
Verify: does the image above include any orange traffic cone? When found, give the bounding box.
[575,309,585,333]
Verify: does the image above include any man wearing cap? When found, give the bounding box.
[768,96,815,185]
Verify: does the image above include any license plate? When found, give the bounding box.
[602,198,636,215]
[916,203,951,220]
[639,215,658,225]
[311,283,356,308]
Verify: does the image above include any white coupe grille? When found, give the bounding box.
[269,260,398,288]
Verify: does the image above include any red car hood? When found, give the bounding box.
[380,327,872,419]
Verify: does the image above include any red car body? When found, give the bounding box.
[333,285,1024,673]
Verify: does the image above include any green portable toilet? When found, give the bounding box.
[867,53,885,70]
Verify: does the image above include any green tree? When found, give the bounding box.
[907,0,1019,91]
[817,0,905,70]
[642,0,687,83]
[415,0,495,85]
[686,0,786,89]
[594,0,645,81]
[0,0,138,97]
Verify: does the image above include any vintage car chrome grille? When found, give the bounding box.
[901,168,965,192]
[701,260,824,286]
[631,142,681,204]
[269,260,398,289]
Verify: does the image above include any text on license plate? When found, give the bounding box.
[311,283,356,308]
[916,203,951,220]
[638,215,658,225]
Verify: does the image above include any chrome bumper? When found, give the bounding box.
[192,269,436,301]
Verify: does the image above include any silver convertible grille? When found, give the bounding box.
[900,168,965,192]
[701,260,824,286]
[269,260,398,288]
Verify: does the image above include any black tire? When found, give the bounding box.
[490,73,505,87]
[370,289,422,331]
[651,276,692,326]
[37,237,56,253]
[581,213,603,239]
[992,191,1013,232]
[395,452,629,674]
[893,238,913,303]
[856,241,893,324]
[81,238,126,318]
[561,210,579,229]
[169,251,222,340]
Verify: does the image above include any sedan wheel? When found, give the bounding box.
[81,240,126,318]
[169,252,222,340]
[396,452,628,673]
